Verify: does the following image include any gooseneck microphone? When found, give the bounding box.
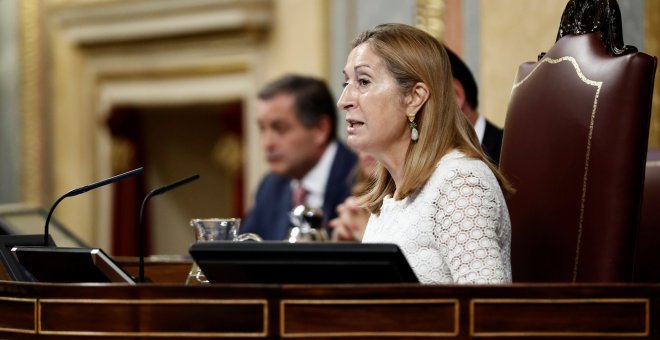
[43,167,145,247]
[138,174,200,283]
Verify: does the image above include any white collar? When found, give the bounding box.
[474,113,486,143]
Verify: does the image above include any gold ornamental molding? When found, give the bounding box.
[18,0,273,208]
[45,0,272,46]
[96,62,249,82]
[19,0,48,203]
[416,0,446,41]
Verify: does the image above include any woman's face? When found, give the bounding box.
[337,43,410,159]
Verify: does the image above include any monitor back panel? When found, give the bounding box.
[189,241,418,284]
[11,247,135,284]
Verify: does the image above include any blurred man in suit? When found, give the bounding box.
[446,47,504,166]
[241,74,357,240]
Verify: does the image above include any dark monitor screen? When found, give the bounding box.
[10,246,136,284]
[0,203,88,248]
[189,241,419,284]
[0,234,56,281]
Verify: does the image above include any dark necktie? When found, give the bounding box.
[292,185,308,207]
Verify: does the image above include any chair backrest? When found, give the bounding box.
[501,1,657,282]
[633,150,660,282]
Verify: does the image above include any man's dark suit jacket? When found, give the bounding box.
[240,142,357,240]
[482,119,504,167]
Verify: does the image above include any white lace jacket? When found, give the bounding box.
[362,150,512,284]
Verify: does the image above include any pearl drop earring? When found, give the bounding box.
[407,115,418,142]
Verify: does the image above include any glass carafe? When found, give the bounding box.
[186,218,261,284]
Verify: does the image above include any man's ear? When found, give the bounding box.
[312,116,331,145]
[406,82,430,117]
[452,78,466,110]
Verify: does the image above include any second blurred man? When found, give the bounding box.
[241,74,357,240]
[445,47,504,166]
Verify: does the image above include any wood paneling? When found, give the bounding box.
[2,276,660,338]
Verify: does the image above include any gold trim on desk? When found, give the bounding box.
[38,298,268,337]
[0,296,38,334]
[470,298,649,337]
[280,298,459,338]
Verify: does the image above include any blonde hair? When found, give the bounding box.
[352,23,513,214]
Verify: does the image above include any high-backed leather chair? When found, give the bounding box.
[501,0,657,282]
[633,150,660,282]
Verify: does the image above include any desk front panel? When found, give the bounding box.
[0,271,659,338]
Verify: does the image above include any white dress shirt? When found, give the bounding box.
[474,113,486,143]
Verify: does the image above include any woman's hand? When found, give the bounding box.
[328,196,369,241]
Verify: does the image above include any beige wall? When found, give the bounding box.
[264,0,329,82]
[480,0,566,127]
[647,0,660,148]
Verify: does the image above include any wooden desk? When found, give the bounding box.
[0,260,658,338]
[116,255,192,284]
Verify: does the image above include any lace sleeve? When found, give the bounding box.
[432,166,511,284]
